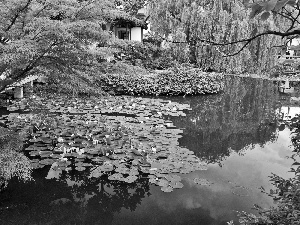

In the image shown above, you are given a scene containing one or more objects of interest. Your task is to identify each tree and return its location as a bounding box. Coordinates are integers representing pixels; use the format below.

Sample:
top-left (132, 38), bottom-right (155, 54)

top-left (148, 0), bottom-right (297, 73)
top-left (224, 0), bottom-right (300, 54)
top-left (0, 0), bottom-right (144, 94)
top-left (115, 0), bottom-right (147, 15)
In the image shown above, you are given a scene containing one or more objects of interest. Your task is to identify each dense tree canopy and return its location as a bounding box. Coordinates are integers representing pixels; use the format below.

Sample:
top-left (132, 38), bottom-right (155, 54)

top-left (0, 0), bottom-right (145, 93)
top-left (148, 0), bottom-right (298, 73)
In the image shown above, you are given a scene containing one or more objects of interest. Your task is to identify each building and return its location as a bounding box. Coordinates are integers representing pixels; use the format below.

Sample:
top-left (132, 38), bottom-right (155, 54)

top-left (106, 7), bottom-right (149, 42)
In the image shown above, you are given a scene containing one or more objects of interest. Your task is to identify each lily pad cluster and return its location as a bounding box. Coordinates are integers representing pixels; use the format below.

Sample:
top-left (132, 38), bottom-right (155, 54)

top-left (100, 68), bottom-right (224, 96)
top-left (1, 95), bottom-right (208, 192)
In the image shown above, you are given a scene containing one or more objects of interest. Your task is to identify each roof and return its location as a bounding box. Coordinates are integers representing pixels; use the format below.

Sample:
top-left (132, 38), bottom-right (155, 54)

top-left (113, 15), bottom-right (148, 29)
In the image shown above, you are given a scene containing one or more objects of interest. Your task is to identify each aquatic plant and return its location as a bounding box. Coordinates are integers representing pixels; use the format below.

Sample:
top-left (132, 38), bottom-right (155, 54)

top-left (99, 68), bottom-right (224, 96)
top-left (1, 95), bottom-right (208, 192)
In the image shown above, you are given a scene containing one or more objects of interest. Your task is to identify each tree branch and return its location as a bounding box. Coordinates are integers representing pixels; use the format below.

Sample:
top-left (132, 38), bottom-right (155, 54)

top-left (73, 0), bottom-right (96, 19)
top-left (155, 28), bottom-right (300, 57)
top-left (167, 10), bottom-right (182, 23)
top-left (201, 29), bottom-right (300, 47)
top-left (5, 0), bottom-right (33, 32)
top-left (10, 40), bottom-right (59, 82)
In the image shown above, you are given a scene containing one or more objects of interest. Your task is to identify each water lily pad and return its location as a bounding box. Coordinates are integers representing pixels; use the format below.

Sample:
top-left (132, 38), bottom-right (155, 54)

top-left (81, 162), bottom-right (92, 167)
top-left (40, 158), bottom-right (56, 165)
top-left (91, 157), bottom-right (105, 163)
top-left (128, 169), bottom-right (139, 176)
top-left (164, 174), bottom-right (181, 182)
top-left (108, 173), bottom-right (124, 181)
top-left (194, 178), bottom-right (210, 186)
top-left (100, 163), bottom-right (114, 172)
top-left (29, 151), bottom-right (40, 157)
top-left (157, 178), bottom-right (169, 187)
top-left (139, 159), bottom-right (151, 167)
top-left (89, 166), bottom-right (103, 178)
top-left (57, 160), bottom-right (71, 167)
top-left (179, 168), bottom-right (194, 174)
top-left (132, 149), bottom-right (143, 156)
top-left (149, 178), bottom-right (158, 184)
top-left (169, 181), bottom-right (184, 189)
top-left (115, 166), bottom-right (130, 174)
top-left (161, 186), bottom-right (173, 192)
top-left (124, 175), bottom-right (138, 183)
top-left (39, 151), bottom-right (53, 158)
top-left (31, 162), bottom-right (43, 169)
top-left (192, 163), bottom-right (208, 171)
top-left (75, 166), bottom-right (86, 171)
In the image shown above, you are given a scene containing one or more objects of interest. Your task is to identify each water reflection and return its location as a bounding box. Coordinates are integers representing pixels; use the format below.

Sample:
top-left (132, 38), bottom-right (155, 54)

top-left (0, 76), bottom-right (299, 225)
top-left (170, 76), bottom-right (280, 163)
top-left (0, 168), bottom-right (150, 225)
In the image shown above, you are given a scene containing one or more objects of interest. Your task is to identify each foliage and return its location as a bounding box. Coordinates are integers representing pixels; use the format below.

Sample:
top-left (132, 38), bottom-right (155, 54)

top-left (34, 68), bottom-right (107, 97)
top-left (0, 127), bottom-right (32, 190)
top-left (96, 61), bottom-right (150, 76)
top-left (112, 40), bottom-right (177, 70)
top-left (143, 32), bottom-right (164, 46)
top-left (0, 95), bottom-right (208, 193)
top-left (115, 0), bottom-right (147, 15)
top-left (99, 67), bottom-right (224, 95)
top-left (0, 0), bottom-right (145, 93)
top-left (245, 0), bottom-right (298, 20)
top-left (148, 0), bottom-right (291, 73)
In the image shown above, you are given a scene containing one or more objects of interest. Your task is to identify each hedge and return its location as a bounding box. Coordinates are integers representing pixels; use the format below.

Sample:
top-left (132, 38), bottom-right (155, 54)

top-left (99, 68), bottom-right (224, 96)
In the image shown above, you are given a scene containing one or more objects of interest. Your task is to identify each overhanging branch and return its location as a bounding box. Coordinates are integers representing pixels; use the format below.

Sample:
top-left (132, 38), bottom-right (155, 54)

top-left (155, 29), bottom-right (300, 57)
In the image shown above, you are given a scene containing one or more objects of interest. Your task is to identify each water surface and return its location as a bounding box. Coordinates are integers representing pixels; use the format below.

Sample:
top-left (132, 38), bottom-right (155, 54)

top-left (0, 76), bottom-right (298, 225)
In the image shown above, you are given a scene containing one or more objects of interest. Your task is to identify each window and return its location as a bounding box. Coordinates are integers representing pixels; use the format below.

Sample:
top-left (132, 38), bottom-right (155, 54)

top-left (118, 31), bottom-right (130, 40)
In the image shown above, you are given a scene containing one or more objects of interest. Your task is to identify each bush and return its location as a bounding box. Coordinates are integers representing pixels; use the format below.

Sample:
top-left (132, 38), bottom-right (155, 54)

top-left (112, 40), bottom-right (176, 70)
top-left (0, 127), bottom-right (32, 190)
top-left (98, 67), bottom-right (224, 96)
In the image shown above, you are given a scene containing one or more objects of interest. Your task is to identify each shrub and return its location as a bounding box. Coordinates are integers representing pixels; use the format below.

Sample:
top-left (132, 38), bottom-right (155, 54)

top-left (112, 40), bottom-right (176, 70)
top-left (0, 127), bottom-right (32, 190)
top-left (98, 67), bottom-right (224, 96)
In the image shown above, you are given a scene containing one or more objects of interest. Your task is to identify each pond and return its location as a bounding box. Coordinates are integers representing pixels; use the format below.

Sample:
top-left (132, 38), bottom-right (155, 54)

top-left (0, 75), bottom-right (298, 225)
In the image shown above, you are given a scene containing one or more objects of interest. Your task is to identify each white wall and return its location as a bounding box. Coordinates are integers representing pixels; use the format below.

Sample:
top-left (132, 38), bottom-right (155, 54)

top-left (130, 27), bottom-right (142, 42)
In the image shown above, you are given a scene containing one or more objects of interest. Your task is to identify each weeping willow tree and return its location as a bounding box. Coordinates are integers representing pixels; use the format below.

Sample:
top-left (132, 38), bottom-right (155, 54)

top-left (148, 0), bottom-right (291, 73)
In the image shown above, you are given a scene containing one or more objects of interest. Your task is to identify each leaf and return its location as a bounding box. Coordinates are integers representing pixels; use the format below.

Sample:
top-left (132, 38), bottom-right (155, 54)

top-left (261, 11), bottom-right (271, 20)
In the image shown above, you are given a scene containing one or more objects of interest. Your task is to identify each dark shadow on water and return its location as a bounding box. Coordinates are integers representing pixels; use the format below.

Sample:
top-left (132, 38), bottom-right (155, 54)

top-left (0, 167), bottom-right (151, 225)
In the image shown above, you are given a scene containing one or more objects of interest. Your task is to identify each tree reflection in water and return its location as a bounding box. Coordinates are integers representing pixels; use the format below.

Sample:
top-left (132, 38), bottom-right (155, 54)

top-left (169, 76), bottom-right (280, 163)
top-left (0, 167), bottom-right (150, 225)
